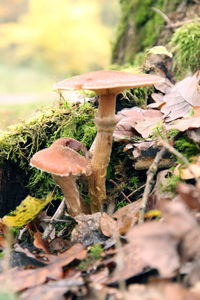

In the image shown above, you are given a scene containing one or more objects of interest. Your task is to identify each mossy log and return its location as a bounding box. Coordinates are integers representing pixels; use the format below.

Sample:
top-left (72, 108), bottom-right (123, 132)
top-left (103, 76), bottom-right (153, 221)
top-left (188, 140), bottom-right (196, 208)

top-left (0, 100), bottom-right (96, 217)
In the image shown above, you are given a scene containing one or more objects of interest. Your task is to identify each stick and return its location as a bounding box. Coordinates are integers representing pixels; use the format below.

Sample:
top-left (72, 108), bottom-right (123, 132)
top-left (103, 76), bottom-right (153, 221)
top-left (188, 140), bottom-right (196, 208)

top-left (127, 183), bottom-right (146, 199)
top-left (166, 18), bottom-right (200, 29)
top-left (139, 146), bottom-right (167, 223)
top-left (43, 198), bottom-right (66, 239)
top-left (110, 179), bottom-right (131, 203)
top-left (151, 7), bottom-right (172, 27)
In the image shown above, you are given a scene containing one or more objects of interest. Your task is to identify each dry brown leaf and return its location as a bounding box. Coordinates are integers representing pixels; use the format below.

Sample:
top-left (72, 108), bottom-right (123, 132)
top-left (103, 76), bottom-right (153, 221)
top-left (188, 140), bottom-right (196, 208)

top-left (135, 116), bottom-right (163, 138)
top-left (20, 277), bottom-right (84, 300)
top-left (49, 237), bottom-right (71, 252)
top-left (113, 117), bottom-right (140, 141)
top-left (124, 282), bottom-right (200, 300)
top-left (112, 199), bottom-right (142, 219)
top-left (180, 226), bottom-right (200, 261)
top-left (33, 232), bottom-right (50, 254)
top-left (166, 108), bottom-right (200, 131)
top-left (174, 156), bottom-right (200, 179)
top-left (160, 199), bottom-right (197, 240)
top-left (161, 72), bottom-right (200, 122)
top-left (176, 182), bottom-right (200, 210)
top-left (177, 71), bottom-right (200, 106)
top-left (0, 243), bottom-right (86, 292)
top-left (71, 213), bottom-right (103, 246)
top-left (100, 212), bottom-right (134, 237)
top-left (187, 128), bottom-right (200, 144)
top-left (100, 213), bottom-right (117, 237)
top-left (107, 221), bottom-right (180, 283)
top-left (184, 260), bottom-right (200, 287)
top-left (114, 107), bottom-right (163, 140)
top-left (154, 78), bottom-right (174, 94)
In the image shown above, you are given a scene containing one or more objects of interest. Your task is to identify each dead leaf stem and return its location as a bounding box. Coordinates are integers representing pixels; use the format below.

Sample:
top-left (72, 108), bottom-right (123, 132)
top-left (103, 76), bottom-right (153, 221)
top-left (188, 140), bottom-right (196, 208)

top-left (139, 146), bottom-right (167, 223)
top-left (43, 198), bottom-right (66, 239)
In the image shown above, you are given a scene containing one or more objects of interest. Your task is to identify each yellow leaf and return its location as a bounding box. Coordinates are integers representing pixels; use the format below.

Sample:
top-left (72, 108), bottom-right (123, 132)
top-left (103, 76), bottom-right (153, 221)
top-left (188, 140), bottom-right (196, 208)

top-left (144, 209), bottom-right (161, 219)
top-left (3, 193), bottom-right (53, 227)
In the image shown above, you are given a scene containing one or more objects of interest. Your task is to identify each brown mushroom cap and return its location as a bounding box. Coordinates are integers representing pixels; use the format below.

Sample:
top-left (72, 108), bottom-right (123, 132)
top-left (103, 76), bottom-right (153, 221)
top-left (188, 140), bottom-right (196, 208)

top-left (30, 138), bottom-right (91, 176)
top-left (54, 70), bottom-right (165, 95)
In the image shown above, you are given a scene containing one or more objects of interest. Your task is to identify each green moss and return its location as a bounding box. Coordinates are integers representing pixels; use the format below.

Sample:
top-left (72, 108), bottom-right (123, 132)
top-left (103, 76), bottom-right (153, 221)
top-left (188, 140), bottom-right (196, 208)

top-left (160, 173), bottom-right (180, 193)
top-left (174, 133), bottom-right (200, 160)
top-left (78, 243), bottom-right (103, 271)
top-left (112, 0), bottom-right (182, 64)
top-left (0, 101), bottom-right (96, 199)
top-left (169, 21), bottom-right (200, 79)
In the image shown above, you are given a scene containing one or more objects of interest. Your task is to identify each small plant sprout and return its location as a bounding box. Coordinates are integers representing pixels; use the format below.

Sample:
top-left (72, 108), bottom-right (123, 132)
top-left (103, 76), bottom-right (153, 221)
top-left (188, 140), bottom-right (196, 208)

top-left (54, 70), bottom-right (164, 212)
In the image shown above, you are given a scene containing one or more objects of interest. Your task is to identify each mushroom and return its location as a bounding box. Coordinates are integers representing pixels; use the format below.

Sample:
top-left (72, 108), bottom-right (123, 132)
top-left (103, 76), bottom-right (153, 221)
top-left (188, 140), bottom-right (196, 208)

top-left (30, 137), bottom-right (91, 217)
top-left (54, 70), bottom-right (164, 212)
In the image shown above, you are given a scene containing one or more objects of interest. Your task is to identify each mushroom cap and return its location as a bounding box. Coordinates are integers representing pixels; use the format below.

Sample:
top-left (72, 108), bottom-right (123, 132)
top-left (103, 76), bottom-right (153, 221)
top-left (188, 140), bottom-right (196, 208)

top-left (30, 138), bottom-right (91, 176)
top-left (54, 70), bottom-right (165, 95)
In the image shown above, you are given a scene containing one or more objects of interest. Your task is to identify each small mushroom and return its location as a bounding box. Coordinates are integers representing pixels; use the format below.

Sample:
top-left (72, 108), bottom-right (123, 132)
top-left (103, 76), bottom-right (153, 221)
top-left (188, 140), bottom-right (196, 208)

top-left (30, 137), bottom-right (91, 217)
top-left (54, 70), bottom-right (164, 212)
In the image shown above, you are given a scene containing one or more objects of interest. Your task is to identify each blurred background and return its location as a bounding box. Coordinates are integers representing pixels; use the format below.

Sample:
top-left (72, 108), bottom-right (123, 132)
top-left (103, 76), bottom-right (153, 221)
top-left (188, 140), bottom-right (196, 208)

top-left (0, 0), bottom-right (119, 129)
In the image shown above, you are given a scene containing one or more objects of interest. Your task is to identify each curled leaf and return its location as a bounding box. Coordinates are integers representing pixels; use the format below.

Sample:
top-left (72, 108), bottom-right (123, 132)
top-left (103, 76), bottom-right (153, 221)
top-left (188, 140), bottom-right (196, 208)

top-left (147, 46), bottom-right (173, 58)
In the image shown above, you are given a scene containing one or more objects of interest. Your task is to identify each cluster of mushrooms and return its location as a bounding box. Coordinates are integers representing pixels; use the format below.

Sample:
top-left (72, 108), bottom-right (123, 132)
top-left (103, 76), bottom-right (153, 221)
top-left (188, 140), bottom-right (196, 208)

top-left (30, 70), bottom-right (164, 216)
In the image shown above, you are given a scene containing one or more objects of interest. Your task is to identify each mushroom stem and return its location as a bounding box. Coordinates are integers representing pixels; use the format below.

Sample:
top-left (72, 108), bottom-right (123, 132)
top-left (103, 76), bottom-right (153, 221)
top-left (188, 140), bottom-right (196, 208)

top-left (52, 174), bottom-right (90, 217)
top-left (89, 93), bottom-right (118, 212)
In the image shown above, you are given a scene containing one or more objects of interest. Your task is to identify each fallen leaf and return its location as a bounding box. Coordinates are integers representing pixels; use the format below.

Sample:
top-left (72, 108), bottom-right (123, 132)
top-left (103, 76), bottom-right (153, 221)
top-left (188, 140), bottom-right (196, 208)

top-left (71, 213), bottom-right (106, 246)
top-left (0, 243), bottom-right (86, 292)
top-left (187, 128), bottom-right (200, 144)
top-left (147, 45), bottom-right (172, 58)
top-left (184, 259), bottom-right (200, 286)
top-left (124, 282), bottom-right (200, 300)
top-left (49, 237), bottom-right (71, 252)
top-left (113, 107), bottom-right (163, 140)
top-left (100, 212), bottom-right (133, 237)
top-left (166, 108), bottom-right (200, 132)
top-left (3, 193), bottom-right (53, 227)
top-left (107, 221), bottom-right (180, 283)
top-left (20, 277), bottom-right (84, 300)
top-left (160, 199), bottom-right (197, 240)
top-left (176, 182), bottom-right (200, 210)
top-left (154, 78), bottom-right (174, 94)
top-left (100, 213), bottom-right (117, 237)
top-left (174, 156), bottom-right (200, 179)
top-left (161, 72), bottom-right (200, 122)
top-left (112, 199), bottom-right (142, 219)
top-left (134, 116), bottom-right (163, 138)
top-left (33, 232), bottom-right (50, 254)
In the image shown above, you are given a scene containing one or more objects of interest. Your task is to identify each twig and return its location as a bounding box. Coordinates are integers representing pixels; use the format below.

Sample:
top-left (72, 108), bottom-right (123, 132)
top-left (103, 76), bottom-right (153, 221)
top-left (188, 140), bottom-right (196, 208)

top-left (127, 183), bottom-right (146, 199)
top-left (139, 146), bottom-right (167, 223)
top-left (166, 18), bottom-right (200, 29)
top-left (110, 179), bottom-right (131, 203)
top-left (159, 137), bottom-right (199, 183)
top-left (151, 7), bottom-right (172, 27)
top-left (43, 198), bottom-right (66, 239)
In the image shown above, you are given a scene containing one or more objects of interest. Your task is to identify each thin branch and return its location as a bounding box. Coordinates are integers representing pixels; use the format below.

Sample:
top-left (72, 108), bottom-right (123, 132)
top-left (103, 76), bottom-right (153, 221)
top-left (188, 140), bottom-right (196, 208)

top-left (166, 18), bottom-right (200, 29)
top-left (110, 179), bottom-right (131, 203)
top-left (139, 146), bottom-right (167, 223)
top-left (127, 183), bottom-right (146, 199)
top-left (151, 7), bottom-right (172, 26)
top-left (43, 198), bottom-right (66, 239)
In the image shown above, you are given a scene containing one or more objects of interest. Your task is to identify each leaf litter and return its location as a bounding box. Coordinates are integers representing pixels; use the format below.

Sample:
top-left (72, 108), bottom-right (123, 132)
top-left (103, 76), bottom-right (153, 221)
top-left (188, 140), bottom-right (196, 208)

top-left (1, 71), bottom-right (200, 299)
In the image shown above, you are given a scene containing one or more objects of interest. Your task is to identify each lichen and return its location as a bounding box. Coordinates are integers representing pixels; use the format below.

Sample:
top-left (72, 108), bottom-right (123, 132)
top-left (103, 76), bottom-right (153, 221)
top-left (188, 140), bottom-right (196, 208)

top-left (169, 20), bottom-right (200, 79)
